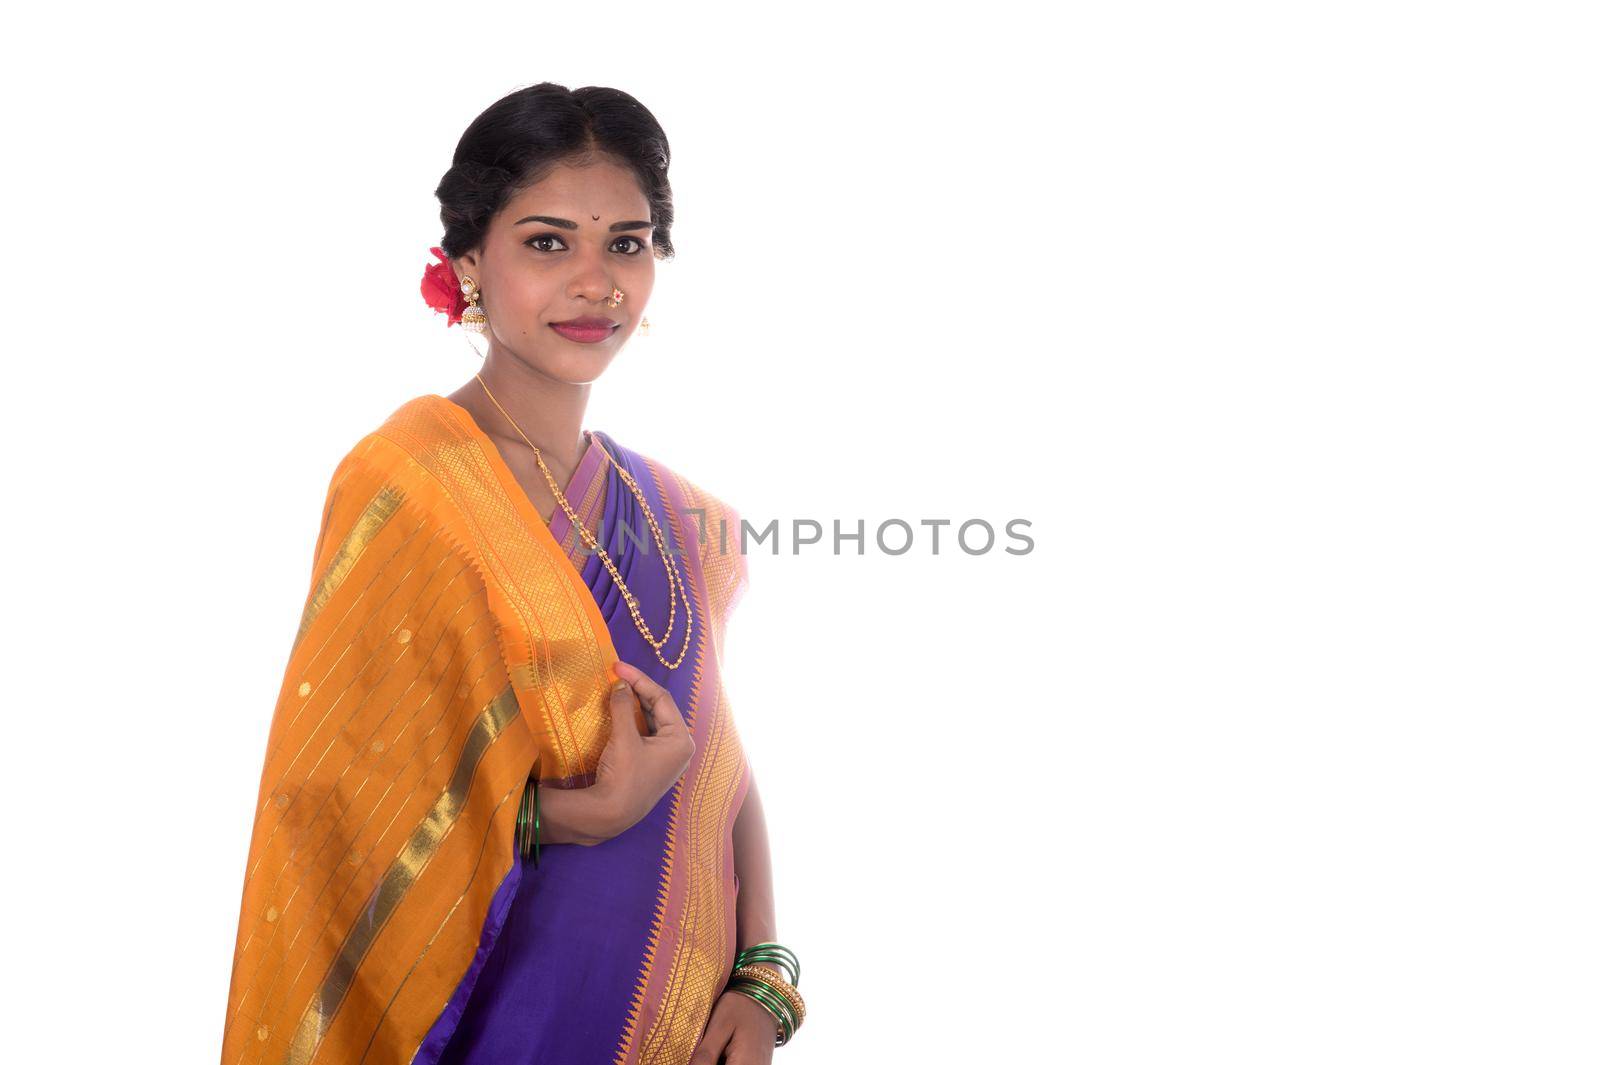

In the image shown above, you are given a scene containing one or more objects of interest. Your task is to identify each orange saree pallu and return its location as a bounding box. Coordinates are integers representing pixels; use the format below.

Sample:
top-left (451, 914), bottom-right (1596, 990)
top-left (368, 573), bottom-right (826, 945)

top-left (221, 394), bottom-right (752, 1065)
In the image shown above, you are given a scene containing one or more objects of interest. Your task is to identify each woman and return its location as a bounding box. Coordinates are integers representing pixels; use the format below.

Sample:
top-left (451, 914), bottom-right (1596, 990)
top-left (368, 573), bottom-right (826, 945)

top-left (219, 83), bottom-right (805, 1065)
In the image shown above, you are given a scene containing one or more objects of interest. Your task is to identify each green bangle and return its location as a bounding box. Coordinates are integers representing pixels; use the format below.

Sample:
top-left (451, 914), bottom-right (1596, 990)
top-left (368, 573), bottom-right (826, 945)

top-left (734, 942), bottom-right (800, 987)
top-left (727, 978), bottom-right (795, 1044)
top-left (735, 943), bottom-right (800, 983)
top-left (515, 774), bottom-right (532, 859)
top-left (514, 773), bottom-right (542, 866)
top-left (733, 970), bottom-right (799, 1033)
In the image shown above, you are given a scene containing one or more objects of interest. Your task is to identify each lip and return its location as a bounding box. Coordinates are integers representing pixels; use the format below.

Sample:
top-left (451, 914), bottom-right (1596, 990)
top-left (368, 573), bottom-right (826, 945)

top-left (549, 317), bottom-right (620, 344)
top-left (552, 316), bottom-right (618, 328)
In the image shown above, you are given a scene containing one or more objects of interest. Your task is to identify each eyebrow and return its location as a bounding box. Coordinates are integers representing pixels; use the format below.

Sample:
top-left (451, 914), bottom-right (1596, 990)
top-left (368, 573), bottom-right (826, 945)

top-left (513, 215), bottom-right (655, 233)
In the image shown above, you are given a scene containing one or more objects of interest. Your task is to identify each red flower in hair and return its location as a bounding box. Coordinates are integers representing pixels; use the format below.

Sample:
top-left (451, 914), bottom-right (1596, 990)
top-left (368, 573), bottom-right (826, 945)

top-left (421, 246), bottom-right (468, 326)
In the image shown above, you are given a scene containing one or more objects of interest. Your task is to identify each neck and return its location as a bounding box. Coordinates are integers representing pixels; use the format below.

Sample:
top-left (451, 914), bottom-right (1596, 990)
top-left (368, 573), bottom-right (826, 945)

top-left (468, 349), bottom-right (592, 474)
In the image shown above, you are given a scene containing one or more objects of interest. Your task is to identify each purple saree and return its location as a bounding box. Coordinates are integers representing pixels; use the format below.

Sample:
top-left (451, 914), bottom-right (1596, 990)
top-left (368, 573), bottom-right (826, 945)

top-left (414, 398), bottom-right (753, 1065)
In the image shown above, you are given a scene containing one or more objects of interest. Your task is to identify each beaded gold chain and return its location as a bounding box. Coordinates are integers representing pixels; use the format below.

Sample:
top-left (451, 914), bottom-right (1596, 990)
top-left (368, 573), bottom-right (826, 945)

top-left (473, 373), bottom-right (693, 669)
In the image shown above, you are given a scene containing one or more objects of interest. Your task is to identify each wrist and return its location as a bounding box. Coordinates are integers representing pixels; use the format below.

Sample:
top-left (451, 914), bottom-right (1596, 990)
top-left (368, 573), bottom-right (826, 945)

top-left (727, 962), bottom-right (805, 1046)
top-left (588, 780), bottom-right (641, 839)
top-left (539, 783), bottom-right (623, 846)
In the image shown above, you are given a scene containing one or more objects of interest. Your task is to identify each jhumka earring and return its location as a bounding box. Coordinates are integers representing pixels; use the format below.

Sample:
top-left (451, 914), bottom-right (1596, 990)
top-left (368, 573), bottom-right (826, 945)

top-left (460, 276), bottom-right (487, 333)
top-left (458, 276), bottom-right (489, 358)
top-left (641, 316), bottom-right (651, 336)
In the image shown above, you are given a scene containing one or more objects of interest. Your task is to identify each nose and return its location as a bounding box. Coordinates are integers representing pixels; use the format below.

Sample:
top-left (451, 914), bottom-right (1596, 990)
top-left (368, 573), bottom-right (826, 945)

top-left (565, 246), bottom-right (617, 304)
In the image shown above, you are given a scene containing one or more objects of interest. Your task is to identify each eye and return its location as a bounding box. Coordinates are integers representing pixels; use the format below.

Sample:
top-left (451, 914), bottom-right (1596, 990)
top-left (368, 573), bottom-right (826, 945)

top-left (525, 233), bottom-right (567, 252)
top-left (524, 233), bottom-right (647, 255)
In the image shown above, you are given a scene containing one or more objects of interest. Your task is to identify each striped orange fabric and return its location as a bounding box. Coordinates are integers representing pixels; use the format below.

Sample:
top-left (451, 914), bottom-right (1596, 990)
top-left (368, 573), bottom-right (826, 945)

top-left (221, 397), bottom-right (634, 1065)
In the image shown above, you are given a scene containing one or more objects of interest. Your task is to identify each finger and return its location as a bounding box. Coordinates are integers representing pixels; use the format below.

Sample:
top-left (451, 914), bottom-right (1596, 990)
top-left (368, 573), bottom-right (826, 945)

top-left (722, 1029), bottom-right (767, 1065)
top-left (640, 693), bottom-right (689, 742)
top-left (613, 661), bottom-right (690, 737)
top-left (607, 680), bottom-right (645, 743)
top-left (613, 660), bottom-right (671, 711)
top-left (687, 1021), bottom-right (731, 1065)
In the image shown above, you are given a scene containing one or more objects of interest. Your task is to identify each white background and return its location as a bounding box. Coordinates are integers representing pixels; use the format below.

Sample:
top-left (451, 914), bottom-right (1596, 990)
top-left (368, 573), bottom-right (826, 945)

top-left (3, 2), bottom-right (1596, 1061)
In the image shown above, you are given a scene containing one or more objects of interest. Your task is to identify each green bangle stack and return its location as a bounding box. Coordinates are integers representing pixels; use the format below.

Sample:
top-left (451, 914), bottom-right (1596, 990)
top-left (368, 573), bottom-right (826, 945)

top-left (514, 772), bottom-right (541, 867)
top-left (727, 942), bottom-right (804, 1046)
top-left (735, 943), bottom-right (800, 984)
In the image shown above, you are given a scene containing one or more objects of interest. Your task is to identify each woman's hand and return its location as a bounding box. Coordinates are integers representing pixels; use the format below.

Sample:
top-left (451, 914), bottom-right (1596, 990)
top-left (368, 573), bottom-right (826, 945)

top-left (689, 986), bottom-right (778, 1065)
top-left (590, 660), bottom-right (696, 838)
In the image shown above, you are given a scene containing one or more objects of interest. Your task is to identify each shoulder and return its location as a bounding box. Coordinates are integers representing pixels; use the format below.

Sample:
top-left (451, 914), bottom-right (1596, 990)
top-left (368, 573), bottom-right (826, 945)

top-left (319, 392), bottom-right (500, 508)
top-left (307, 395), bottom-right (474, 561)
top-left (317, 394), bottom-right (454, 482)
top-left (368, 393), bottom-right (474, 467)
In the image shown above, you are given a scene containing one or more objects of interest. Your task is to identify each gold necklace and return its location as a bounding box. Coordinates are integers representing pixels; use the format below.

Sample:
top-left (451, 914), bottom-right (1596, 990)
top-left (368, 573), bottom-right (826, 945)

top-left (472, 373), bottom-right (693, 669)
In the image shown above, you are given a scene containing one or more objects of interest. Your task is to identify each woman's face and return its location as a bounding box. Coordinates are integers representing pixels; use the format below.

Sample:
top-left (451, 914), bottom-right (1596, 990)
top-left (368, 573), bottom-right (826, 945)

top-left (454, 157), bottom-right (656, 385)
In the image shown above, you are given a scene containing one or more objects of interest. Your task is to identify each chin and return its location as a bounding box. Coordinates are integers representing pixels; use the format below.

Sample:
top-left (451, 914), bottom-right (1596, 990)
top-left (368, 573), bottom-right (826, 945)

top-left (538, 355), bottom-right (619, 386)
top-left (499, 338), bottom-right (621, 384)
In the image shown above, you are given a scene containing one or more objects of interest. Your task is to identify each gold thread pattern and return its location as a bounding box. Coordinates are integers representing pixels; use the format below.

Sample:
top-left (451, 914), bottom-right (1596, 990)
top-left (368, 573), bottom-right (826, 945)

top-left (222, 397), bottom-right (754, 1065)
top-left (611, 464), bottom-right (754, 1065)
top-left (285, 685), bottom-right (522, 1063)
top-left (222, 396), bottom-right (617, 1065)
top-left (293, 484), bottom-right (405, 654)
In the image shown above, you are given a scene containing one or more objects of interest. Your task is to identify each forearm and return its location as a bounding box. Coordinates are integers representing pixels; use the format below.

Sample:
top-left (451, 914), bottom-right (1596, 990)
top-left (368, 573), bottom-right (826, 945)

top-left (732, 771), bottom-right (778, 949)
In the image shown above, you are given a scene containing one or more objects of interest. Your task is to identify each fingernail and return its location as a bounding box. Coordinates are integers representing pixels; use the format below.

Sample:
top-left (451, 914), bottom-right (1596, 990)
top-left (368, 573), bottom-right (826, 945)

top-left (613, 680), bottom-right (629, 693)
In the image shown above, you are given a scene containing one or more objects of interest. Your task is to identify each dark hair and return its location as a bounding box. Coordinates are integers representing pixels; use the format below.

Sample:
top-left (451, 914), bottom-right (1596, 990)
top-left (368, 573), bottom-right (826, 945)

top-left (433, 82), bottom-right (674, 261)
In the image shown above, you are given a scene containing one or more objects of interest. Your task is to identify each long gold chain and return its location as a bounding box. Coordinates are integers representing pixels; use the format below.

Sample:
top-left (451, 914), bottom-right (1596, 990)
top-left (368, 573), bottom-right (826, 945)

top-left (473, 373), bottom-right (693, 669)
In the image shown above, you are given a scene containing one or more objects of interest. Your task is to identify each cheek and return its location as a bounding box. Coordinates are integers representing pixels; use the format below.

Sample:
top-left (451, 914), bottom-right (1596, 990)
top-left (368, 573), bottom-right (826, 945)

top-left (489, 275), bottom-right (554, 320)
top-left (624, 269), bottom-right (656, 304)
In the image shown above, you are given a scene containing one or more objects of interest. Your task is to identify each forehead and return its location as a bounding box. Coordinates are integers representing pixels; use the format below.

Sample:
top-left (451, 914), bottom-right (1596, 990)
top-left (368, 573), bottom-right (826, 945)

top-left (499, 159), bottom-right (649, 220)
